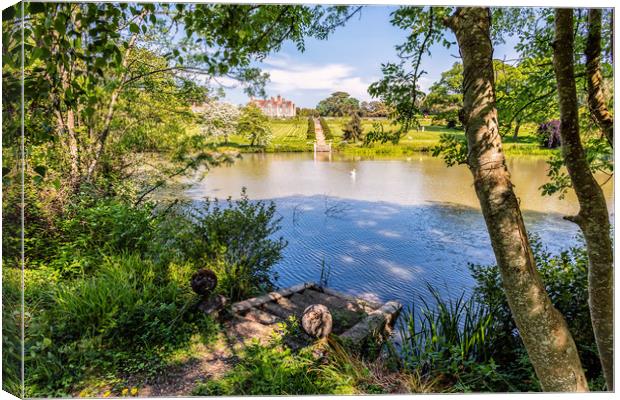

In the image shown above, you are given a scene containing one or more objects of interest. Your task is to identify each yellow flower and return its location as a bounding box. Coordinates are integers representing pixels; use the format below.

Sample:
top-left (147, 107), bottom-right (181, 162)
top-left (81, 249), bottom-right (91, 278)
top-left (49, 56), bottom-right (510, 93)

top-left (130, 387), bottom-right (139, 396)
top-left (121, 388), bottom-right (129, 396)
top-left (103, 390), bottom-right (111, 398)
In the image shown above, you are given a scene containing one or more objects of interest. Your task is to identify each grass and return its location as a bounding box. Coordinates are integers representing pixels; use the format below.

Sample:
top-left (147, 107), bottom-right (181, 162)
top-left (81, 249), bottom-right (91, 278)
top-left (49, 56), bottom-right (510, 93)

top-left (209, 117), bottom-right (556, 158)
top-left (192, 335), bottom-right (438, 395)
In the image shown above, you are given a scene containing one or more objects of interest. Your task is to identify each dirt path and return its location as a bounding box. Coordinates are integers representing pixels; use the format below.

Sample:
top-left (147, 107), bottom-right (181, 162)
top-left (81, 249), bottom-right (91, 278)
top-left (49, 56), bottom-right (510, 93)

top-left (314, 118), bottom-right (326, 145)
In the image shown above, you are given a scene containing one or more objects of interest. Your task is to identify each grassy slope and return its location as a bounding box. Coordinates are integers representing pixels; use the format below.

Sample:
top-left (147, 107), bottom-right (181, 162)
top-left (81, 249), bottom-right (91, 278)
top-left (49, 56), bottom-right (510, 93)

top-left (212, 117), bottom-right (554, 157)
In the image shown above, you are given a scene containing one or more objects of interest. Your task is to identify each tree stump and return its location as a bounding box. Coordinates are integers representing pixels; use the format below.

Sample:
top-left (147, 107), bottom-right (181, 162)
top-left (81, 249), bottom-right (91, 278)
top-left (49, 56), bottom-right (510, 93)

top-left (191, 269), bottom-right (217, 297)
top-left (301, 304), bottom-right (333, 338)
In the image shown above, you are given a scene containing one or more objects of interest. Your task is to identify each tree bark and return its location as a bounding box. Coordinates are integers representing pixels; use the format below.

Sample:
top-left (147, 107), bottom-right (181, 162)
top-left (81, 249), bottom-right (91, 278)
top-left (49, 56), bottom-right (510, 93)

top-left (553, 8), bottom-right (614, 391)
top-left (445, 7), bottom-right (588, 392)
top-left (512, 119), bottom-right (521, 140)
top-left (585, 8), bottom-right (613, 148)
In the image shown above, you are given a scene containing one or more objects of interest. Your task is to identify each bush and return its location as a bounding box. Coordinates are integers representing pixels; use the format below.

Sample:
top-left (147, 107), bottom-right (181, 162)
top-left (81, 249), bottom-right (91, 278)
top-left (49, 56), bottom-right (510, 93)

top-left (400, 235), bottom-right (600, 392)
top-left (45, 199), bottom-right (156, 277)
top-left (536, 120), bottom-right (561, 148)
top-left (2, 267), bottom-right (22, 396)
top-left (25, 254), bottom-right (217, 397)
top-left (469, 234), bottom-right (601, 385)
top-left (193, 334), bottom-right (403, 395)
top-left (320, 117), bottom-right (332, 140)
top-left (307, 117), bottom-right (315, 139)
top-left (170, 189), bottom-right (287, 301)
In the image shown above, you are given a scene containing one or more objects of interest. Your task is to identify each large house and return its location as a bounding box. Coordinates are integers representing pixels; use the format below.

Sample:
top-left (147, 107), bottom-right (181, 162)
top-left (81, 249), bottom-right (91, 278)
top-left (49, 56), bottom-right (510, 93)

top-left (249, 95), bottom-right (296, 118)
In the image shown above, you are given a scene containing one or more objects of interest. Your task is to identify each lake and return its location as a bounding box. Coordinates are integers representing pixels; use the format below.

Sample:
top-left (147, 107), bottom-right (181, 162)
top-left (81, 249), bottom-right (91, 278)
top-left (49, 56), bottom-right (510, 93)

top-left (175, 152), bottom-right (614, 309)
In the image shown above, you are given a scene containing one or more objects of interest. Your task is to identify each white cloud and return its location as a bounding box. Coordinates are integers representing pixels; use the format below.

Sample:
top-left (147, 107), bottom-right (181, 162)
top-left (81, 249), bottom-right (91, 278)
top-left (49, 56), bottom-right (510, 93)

top-left (261, 56), bottom-right (374, 100)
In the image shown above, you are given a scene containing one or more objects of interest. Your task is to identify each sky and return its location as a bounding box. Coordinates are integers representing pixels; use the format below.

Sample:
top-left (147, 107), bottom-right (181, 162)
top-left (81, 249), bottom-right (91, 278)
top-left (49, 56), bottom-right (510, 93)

top-left (221, 6), bottom-right (520, 108)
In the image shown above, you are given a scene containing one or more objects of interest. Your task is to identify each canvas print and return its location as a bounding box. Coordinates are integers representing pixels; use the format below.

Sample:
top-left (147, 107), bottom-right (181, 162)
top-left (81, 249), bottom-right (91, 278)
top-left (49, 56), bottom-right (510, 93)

top-left (1, 1), bottom-right (615, 397)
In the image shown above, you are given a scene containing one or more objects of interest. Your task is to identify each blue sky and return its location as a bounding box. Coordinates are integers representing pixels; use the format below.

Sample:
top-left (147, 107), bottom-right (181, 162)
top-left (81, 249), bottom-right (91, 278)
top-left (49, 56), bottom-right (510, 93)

top-left (221, 6), bottom-right (519, 108)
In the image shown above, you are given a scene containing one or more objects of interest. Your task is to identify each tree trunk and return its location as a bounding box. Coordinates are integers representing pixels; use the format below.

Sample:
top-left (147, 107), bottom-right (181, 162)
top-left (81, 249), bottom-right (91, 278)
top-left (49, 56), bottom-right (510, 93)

top-left (512, 119), bottom-right (521, 140)
top-left (445, 7), bottom-right (588, 392)
top-left (553, 8), bottom-right (614, 391)
top-left (585, 8), bottom-right (613, 148)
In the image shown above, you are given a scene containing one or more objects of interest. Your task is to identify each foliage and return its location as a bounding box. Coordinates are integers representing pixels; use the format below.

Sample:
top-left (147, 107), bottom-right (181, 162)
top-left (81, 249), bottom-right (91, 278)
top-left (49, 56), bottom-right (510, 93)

top-left (398, 235), bottom-right (603, 392)
top-left (469, 234), bottom-right (603, 387)
top-left (319, 117), bottom-right (333, 139)
top-left (431, 133), bottom-right (468, 166)
top-left (173, 190), bottom-right (287, 301)
top-left (540, 136), bottom-right (613, 199)
top-left (368, 7), bottom-right (454, 132)
top-left (317, 92), bottom-right (361, 117)
top-left (422, 62), bottom-right (463, 126)
top-left (196, 100), bottom-right (240, 143)
top-left (297, 108), bottom-right (319, 117)
top-left (193, 334), bottom-right (430, 395)
top-left (237, 104), bottom-right (272, 146)
top-left (342, 112), bottom-right (364, 142)
top-left (536, 120), bottom-right (562, 148)
top-left (2, 267), bottom-right (22, 396)
top-left (360, 101), bottom-right (392, 118)
top-left (399, 286), bottom-right (516, 392)
top-left (18, 189), bottom-right (289, 395)
top-left (21, 198), bottom-right (223, 396)
top-left (193, 337), bottom-right (352, 395)
top-left (2, 2), bottom-right (358, 194)
top-left (307, 117), bottom-right (316, 139)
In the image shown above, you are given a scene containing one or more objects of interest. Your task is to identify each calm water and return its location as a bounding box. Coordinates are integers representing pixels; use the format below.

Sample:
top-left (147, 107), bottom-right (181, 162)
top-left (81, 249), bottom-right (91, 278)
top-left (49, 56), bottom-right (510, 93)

top-left (173, 153), bottom-right (614, 308)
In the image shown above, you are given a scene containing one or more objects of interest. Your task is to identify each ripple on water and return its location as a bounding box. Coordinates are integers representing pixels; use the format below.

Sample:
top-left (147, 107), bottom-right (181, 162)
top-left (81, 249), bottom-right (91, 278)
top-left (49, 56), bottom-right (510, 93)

top-left (266, 195), bottom-right (583, 310)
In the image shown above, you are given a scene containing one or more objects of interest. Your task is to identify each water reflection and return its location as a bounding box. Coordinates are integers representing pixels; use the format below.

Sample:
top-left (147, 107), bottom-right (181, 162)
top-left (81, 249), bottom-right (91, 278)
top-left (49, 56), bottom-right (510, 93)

top-left (181, 153), bottom-right (614, 216)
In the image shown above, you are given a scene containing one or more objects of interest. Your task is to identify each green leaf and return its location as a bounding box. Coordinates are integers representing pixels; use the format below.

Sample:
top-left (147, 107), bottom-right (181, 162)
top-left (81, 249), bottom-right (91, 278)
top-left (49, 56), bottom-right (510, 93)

top-left (129, 23), bottom-right (139, 34)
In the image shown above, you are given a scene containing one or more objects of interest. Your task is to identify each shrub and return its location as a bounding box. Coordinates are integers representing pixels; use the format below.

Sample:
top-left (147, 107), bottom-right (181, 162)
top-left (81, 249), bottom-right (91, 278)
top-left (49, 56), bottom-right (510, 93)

top-left (469, 234), bottom-right (601, 385)
top-left (400, 235), bottom-right (600, 392)
top-left (194, 335), bottom-right (408, 395)
top-left (2, 267), bottom-right (22, 396)
top-left (536, 120), bottom-right (561, 148)
top-left (174, 189), bottom-right (287, 301)
top-left (320, 117), bottom-right (332, 140)
top-left (25, 254), bottom-right (217, 397)
top-left (307, 116), bottom-right (315, 139)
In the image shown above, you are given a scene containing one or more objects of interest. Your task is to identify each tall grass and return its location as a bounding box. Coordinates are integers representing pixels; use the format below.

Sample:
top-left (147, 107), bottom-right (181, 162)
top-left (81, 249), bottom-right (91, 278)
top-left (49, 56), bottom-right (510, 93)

top-left (400, 284), bottom-right (493, 369)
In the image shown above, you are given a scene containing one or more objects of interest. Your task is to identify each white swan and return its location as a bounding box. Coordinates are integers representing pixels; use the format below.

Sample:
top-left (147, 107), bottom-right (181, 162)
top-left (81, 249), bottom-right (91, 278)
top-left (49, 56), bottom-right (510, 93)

top-left (350, 168), bottom-right (357, 179)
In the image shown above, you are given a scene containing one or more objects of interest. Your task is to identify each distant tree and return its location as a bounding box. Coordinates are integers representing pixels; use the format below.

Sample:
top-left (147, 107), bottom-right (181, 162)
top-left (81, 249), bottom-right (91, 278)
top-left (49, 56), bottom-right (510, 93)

top-left (297, 108), bottom-right (319, 117)
top-left (316, 92), bottom-right (360, 116)
top-left (196, 101), bottom-right (240, 143)
top-left (422, 62), bottom-right (463, 126)
top-left (237, 104), bottom-right (271, 146)
top-left (360, 101), bottom-right (391, 118)
top-left (342, 112), bottom-right (363, 142)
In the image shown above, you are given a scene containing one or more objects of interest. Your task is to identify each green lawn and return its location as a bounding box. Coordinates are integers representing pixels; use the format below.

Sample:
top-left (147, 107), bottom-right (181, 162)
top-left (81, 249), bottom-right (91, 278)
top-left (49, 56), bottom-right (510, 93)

top-left (210, 117), bottom-right (554, 158)
top-left (213, 117), bottom-right (313, 152)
